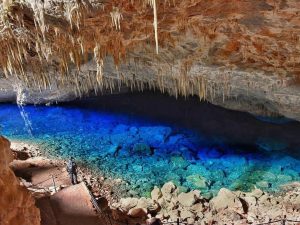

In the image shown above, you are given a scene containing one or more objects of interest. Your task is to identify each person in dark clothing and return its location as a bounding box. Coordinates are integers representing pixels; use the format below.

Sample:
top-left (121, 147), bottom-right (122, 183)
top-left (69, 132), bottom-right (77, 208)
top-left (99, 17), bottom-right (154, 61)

top-left (67, 157), bottom-right (78, 185)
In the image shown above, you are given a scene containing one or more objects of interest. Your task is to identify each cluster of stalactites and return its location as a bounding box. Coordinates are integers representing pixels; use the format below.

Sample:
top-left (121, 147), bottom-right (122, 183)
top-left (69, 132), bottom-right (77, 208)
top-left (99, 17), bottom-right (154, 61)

top-left (0, 0), bottom-right (161, 90)
top-left (0, 0), bottom-right (232, 103)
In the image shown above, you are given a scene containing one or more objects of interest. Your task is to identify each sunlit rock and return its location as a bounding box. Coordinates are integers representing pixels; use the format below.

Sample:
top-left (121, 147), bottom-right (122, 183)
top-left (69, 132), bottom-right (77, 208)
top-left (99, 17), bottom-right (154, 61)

top-left (161, 182), bottom-right (176, 201)
top-left (210, 188), bottom-right (243, 211)
top-left (119, 197), bottom-right (139, 212)
top-left (151, 186), bottom-right (162, 201)
top-left (177, 191), bottom-right (199, 207)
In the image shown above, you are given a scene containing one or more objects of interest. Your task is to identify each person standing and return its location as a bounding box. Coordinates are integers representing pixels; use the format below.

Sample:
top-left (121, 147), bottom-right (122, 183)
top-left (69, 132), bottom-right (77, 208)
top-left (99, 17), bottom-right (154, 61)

top-left (67, 157), bottom-right (78, 185)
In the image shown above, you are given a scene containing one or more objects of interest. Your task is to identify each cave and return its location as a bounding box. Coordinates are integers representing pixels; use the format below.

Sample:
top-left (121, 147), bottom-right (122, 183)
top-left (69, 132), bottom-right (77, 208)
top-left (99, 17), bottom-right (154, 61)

top-left (0, 0), bottom-right (300, 225)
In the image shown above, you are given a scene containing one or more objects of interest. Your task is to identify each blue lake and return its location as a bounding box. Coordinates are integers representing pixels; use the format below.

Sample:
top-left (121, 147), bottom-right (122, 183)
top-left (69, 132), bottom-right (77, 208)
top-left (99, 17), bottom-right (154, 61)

top-left (1, 92), bottom-right (300, 197)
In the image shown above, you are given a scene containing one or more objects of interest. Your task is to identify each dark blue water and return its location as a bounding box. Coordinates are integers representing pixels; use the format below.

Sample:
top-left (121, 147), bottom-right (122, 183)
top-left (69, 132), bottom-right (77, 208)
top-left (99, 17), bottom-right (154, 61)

top-left (1, 92), bottom-right (300, 197)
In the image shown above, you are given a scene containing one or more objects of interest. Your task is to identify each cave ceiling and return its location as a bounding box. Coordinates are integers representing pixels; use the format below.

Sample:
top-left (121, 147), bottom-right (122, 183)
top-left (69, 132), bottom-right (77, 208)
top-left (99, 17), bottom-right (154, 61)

top-left (0, 0), bottom-right (299, 98)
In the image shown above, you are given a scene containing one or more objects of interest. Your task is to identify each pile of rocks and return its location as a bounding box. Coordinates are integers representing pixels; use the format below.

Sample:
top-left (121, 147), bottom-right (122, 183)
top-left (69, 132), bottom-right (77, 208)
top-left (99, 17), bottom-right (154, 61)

top-left (115, 182), bottom-right (300, 225)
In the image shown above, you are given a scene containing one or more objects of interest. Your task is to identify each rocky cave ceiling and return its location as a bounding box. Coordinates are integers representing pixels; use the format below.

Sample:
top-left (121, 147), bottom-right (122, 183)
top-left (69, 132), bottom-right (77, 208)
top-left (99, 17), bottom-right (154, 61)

top-left (0, 0), bottom-right (299, 103)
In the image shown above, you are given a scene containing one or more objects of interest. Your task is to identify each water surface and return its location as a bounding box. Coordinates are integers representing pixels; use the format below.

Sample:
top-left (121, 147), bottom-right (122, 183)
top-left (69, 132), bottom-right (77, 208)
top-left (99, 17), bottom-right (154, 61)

top-left (1, 91), bottom-right (300, 197)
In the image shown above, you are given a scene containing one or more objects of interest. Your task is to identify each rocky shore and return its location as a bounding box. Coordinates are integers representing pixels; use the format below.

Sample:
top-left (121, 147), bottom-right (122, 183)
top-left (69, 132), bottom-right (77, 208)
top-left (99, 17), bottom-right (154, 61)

top-left (10, 140), bottom-right (300, 225)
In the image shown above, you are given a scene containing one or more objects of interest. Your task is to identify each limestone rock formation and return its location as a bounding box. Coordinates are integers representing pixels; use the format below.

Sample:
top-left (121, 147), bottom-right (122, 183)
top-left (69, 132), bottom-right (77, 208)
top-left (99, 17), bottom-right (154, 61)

top-left (0, 0), bottom-right (299, 120)
top-left (0, 136), bottom-right (40, 225)
top-left (144, 182), bottom-right (300, 224)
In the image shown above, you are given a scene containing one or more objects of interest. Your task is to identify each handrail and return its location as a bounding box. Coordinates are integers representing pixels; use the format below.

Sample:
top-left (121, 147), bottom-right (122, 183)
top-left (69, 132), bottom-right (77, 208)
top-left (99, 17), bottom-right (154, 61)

top-left (30, 169), bottom-right (66, 187)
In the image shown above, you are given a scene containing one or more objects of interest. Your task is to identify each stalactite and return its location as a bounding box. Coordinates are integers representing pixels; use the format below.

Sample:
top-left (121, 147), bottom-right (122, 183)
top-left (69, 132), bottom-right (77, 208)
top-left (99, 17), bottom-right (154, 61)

top-left (145, 0), bottom-right (159, 54)
top-left (110, 7), bottom-right (123, 31)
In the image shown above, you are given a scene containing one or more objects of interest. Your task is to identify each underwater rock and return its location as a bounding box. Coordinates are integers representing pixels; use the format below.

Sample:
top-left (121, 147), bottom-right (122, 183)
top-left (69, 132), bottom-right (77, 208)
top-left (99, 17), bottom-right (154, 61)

top-left (132, 143), bottom-right (152, 156)
top-left (186, 164), bottom-right (209, 176)
top-left (139, 126), bottom-right (172, 147)
top-left (112, 124), bottom-right (129, 134)
top-left (206, 148), bottom-right (223, 158)
top-left (170, 156), bottom-right (189, 168)
top-left (129, 126), bottom-right (138, 135)
top-left (186, 174), bottom-right (209, 189)
top-left (256, 181), bottom-right (271, 189)
top-left (167, 135), bottom-right (184, 145)
top-left (261, 171), bottom-right (277, 182)
top-left (105, 144), bottom-right (120, 157)
top-left (221, 155), bottom-right (247, 168)
top-left (277, 174), bottom-right (293, 183)
top-left (256, 138), bottom-right (288, 152)
top-left (176, 186), bottom-right (189, 194)
top-left (210, 169), bottom-right (225, 180)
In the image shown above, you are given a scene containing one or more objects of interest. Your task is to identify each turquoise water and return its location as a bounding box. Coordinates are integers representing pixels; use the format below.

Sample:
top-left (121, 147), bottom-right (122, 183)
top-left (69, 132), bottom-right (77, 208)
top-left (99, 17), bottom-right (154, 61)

top-left (1, 92), bottom-right (300, 197)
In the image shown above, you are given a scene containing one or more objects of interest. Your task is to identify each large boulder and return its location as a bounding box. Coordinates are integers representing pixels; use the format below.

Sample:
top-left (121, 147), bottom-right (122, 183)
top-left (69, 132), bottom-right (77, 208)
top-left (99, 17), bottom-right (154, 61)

top-left (177, 191), bottom-right (200, 207)
top-left (210, 188), bottom-right (243, 211)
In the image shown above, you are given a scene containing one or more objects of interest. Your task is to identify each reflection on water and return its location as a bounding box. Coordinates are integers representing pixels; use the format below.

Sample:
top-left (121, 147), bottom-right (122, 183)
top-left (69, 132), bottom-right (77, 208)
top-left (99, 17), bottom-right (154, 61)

top-left (1, 91), bottom-right (300, 197)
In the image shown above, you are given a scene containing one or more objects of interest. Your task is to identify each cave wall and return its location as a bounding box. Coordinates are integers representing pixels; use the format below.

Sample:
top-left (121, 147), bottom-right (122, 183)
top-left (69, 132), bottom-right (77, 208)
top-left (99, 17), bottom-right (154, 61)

top-left (0, 136), bottom-right (40, 225)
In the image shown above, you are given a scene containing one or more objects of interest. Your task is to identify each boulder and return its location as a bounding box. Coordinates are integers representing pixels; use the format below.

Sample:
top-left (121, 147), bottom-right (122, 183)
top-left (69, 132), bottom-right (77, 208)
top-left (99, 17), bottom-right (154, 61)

top-left (210, 188), bottom-right (243, 211)
top-left (243, 196), bottom-right (257, 207)
top-left (132, 143), bottom-right (151, 156)
top-left (119, 197), bottom-right (139, 212)
top-left (137, 197), bottom-right (149, 208)
top-left (187, 217), bottom-right (195, 225)
top-left (128, 207), bottom-right (147, 218)
top-left (256, 181), bottom-right (271, 189)
top-left (206, 148), bottom-right (223, 158)
top-left (168, 209), bottom-right (179, 221)
top-left (151, 186), bottom-right (162, 201)
top-left (186, 175), bottom-right (209, 189)
top-left (249, 188), bottom-right (264, 198)
top-left (180, 209), bottom-right (194, 220)
top-left (139, 126), bottom-right (172, 147)
top-left (178, 191), bottom-right (198, 207)
top-left (190, 203), bottom-right (204, 213)
top-left (293, 195), bottom-right (300, 210)
top-left (161, 182), bottom-right (176, 201)
top-left (170, 156), bottom-right (189, 168)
